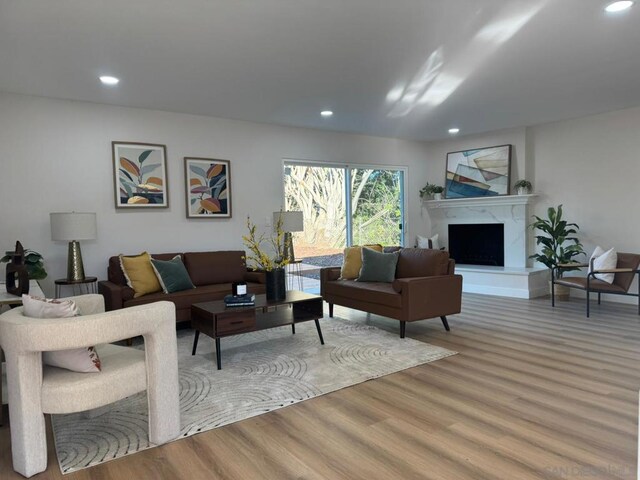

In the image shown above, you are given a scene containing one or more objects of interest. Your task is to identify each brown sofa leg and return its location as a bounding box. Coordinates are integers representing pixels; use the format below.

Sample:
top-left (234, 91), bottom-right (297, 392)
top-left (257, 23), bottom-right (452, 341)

top-left (328, 303), bottom-right (334, 318)
top-left (400, 321), bottom-right (406, 338)
top-left (440, 316), bottom-right (450, 331)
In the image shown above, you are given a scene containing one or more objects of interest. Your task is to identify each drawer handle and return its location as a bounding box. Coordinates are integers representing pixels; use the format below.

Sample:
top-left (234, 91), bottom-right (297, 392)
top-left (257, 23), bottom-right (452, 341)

top-left (230, 320), bottom-right (244, 325)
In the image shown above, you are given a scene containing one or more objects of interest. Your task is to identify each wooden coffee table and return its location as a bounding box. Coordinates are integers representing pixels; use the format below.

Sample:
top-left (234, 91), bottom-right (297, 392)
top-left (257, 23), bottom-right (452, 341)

top-left (191, 291), bottom-right (324, 370)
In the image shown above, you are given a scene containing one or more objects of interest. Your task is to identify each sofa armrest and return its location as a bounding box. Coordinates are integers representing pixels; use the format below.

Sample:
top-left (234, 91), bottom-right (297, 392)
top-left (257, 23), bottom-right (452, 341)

top-left (98, 280), bottom-right (134, 311)
top-left (320, 267), bottom-right (341, 297)
top-left (321, 267), bottom-right (341, 282)
top-left (244, 270), bottom-right (266, 284)
top-left (392, 275), bottom-right (463, 321)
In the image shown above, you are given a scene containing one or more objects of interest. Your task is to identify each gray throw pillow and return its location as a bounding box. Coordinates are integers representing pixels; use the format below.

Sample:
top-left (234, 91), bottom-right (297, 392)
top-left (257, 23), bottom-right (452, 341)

top-left (357, 247), bottom-right (399, 282)
top-left (150, 255), bottom-right (195, 293)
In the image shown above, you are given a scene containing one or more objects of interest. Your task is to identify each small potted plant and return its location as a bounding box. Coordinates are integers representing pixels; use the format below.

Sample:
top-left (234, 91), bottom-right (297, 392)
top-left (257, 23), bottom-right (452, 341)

top-left (420, 183), bottom-right (445, 200)
top-left (1, 247), bottom-right (47, 280)
top-left (243, 211), bottom-right (290, 301)
top-left (514, 179), bottom-right (532, 195)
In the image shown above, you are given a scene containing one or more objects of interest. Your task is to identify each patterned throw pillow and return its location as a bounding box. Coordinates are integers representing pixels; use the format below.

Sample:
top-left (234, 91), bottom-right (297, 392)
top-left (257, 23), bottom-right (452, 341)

top-left (340, 244), bottom-right (383, 280)
top-left (119, 252), bottom-right (162, 298)
top-left (150, 255), bottom-right (195, 293)
top-left (22, 295), bottom-right (101, 373)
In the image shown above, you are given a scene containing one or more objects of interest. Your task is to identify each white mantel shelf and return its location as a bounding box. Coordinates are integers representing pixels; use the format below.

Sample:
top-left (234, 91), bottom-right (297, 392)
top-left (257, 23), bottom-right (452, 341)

top-left (424, 194), bottom-right (538, 209)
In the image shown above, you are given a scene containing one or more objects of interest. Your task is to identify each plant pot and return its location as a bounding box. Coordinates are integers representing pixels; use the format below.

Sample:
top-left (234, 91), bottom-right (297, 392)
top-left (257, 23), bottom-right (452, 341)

top-left (517, 186), bottom-right (530, 196)
top-left (433, 193), bottom-right (442, 200)
top-left (550, 281), bottom-right (570, 300)
top-left (265, 268), bottom-right (286, 301)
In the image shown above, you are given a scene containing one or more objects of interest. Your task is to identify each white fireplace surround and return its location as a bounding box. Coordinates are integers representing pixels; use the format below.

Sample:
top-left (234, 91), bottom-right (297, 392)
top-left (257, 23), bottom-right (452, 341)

top-left (424, 194), bottom-right (548, 298)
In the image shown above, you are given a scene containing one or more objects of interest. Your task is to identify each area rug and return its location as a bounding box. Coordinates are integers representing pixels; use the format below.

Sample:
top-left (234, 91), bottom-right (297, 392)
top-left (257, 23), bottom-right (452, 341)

top-left (50, 316), bottom-right (456, 474)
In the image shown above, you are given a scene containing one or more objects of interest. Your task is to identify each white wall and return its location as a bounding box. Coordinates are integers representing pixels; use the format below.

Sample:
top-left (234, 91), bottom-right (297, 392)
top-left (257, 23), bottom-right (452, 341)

top-left (424, 106), bottom-right (640, 304)
top-left (0, 92), bottom-right (430, 295)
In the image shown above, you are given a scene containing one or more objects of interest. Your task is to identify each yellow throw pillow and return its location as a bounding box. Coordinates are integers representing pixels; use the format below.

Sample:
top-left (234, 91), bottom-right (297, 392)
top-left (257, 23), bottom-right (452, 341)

top-left (119, 252), bottom-right (162, 298)
top-left (340, 244), bottom-right (383, 280)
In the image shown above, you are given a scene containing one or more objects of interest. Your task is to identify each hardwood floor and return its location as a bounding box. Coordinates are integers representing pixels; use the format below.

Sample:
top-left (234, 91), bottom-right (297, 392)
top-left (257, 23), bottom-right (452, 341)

top-left (1, 294), bottom-right (639, 479)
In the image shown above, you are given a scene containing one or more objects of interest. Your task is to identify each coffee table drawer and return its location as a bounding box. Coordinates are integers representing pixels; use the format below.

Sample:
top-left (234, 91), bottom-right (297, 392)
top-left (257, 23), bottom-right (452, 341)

top-left (216, 311), bottom-right (256, 334)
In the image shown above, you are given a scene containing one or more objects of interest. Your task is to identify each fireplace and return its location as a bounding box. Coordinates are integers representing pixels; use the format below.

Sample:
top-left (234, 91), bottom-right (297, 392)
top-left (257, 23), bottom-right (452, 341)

top-left (448, 223), bottom-right (504, 267)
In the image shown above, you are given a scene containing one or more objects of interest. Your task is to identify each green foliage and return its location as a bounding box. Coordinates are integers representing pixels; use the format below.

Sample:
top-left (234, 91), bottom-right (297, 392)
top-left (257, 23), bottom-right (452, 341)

top-left (1, 249), bottom-right (48, 280)
top-left (420, 182), bottom-right (444, 198)
top-left (529, 205), bottom-right (585, 279)
top-left (514, 179), bottom-right (532, 189)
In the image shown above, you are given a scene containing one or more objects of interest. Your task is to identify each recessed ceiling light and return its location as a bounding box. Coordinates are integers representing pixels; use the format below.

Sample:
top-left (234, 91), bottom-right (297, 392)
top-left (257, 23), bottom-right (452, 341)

top-left (448, 127), bottom-right (460, 134)
top-left (99, 75), bottom-right (120, 86)
top-left (605, 1), bottom-right (634, 12)
top-left (320, 110), bottom-right (333, 117)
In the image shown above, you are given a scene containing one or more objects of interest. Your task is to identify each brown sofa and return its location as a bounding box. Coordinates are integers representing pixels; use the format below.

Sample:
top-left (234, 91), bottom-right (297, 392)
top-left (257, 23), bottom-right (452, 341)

top-left (321, 248), bottom-right (462, 337)
top-left (98, 251), bottom-right (265, 324)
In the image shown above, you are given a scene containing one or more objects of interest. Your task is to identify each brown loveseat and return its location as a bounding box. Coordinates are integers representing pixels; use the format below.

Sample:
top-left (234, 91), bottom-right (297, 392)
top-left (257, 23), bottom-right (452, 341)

top-left (98, 251), bottom-right (265, 324)
top-left (321, 248), bottom-right (462, 337)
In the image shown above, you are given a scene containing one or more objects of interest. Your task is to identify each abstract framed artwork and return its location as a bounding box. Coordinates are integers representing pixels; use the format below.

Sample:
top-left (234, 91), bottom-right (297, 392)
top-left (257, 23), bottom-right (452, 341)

top-left (184, 157), bottom-right (232, 218)
top-left (445, 144), bottom-right (512, 199)
top-left (112, 142), bottom-right (168, 208)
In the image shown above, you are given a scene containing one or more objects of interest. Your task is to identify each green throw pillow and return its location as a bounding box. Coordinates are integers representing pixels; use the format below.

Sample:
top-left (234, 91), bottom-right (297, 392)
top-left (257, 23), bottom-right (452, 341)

top-left (150, 255), bottom-right (195, 293)
top-left (357, 247), bottom-right (399, 283)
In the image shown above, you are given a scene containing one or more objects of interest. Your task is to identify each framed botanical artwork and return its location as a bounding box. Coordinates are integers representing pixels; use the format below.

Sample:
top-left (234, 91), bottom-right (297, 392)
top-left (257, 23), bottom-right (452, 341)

top-left (445, 144), bottom-right (512, 199)
top-left (184, 157), bottom-right (232, 218)
top-left (112, 142), bottom-right (168, 208)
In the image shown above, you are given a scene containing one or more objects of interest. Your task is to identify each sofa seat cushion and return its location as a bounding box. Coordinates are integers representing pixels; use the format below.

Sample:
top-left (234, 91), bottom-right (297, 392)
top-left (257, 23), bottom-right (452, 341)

top-left (42, 344), bottom-right (146, 414)
top-left (555, 276), bottom-right (626, 293)
top-left (324, 280), bottom-right (401, 308)
top-left (123, 283), bottom-right (264, 310)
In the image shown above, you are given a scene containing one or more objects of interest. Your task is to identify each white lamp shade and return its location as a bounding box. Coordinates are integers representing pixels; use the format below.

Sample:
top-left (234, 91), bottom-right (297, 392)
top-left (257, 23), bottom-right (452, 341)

top-left (50, 212), bottom-right (97, 241)
top-left (273, 211), bottom-right (304, 232)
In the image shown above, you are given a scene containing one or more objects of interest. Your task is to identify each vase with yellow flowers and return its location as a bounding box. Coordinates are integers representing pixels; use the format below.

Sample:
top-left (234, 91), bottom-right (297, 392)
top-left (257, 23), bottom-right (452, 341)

top-left (243, 211), bottom-right (290, 301)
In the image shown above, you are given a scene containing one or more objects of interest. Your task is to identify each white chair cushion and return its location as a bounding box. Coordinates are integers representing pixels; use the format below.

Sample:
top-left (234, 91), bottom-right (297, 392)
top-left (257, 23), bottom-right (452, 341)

top-left (41, 344), bottom-right (146, 414)
top-left (589, 246), bottom-right (617, 284)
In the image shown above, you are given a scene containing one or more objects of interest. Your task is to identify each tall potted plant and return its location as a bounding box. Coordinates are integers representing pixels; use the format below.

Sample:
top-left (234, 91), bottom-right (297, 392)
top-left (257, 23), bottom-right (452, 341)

top-left (529, 205), bottom-right (585, 299)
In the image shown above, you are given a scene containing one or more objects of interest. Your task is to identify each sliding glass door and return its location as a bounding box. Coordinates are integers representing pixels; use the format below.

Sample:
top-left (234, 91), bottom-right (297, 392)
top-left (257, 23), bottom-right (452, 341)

top-left (284, 161), bottom-right (405, 260)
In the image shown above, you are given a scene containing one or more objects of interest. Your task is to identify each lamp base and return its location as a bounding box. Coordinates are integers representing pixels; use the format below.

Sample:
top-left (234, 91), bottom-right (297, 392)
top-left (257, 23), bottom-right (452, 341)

top-left (283, 232), bottom-right (296, 263)
top-left (67, 240), bottom-right (86, 281)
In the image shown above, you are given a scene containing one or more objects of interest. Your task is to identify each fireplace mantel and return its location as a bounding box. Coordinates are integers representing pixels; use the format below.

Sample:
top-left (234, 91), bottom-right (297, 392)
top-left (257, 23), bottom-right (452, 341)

top-left (424, 193), bottom-right (545, 297)
top-left (423, 194), bottom-right (538, 209)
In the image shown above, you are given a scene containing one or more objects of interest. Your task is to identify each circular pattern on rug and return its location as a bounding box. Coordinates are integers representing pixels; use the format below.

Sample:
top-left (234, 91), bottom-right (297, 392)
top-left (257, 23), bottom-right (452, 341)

top-left (51, 317), bottom-right (456, 474)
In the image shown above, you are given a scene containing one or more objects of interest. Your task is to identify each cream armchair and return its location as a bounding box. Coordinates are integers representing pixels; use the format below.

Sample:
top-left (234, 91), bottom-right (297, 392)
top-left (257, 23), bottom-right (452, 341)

top-left (0, 294), bottom-right (180, 478)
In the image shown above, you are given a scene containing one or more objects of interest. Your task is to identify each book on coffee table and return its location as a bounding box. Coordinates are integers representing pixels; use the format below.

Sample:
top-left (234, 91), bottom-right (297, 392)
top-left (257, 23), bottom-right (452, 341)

top-left (224, 293), bottom-right (255, 307)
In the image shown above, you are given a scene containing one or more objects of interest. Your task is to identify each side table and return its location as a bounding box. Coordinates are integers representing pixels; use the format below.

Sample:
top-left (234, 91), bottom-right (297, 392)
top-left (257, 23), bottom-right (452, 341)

top-left (55, 277), bottom-right (98, 298)
top-left (287, 260), bottom-right (303, 291)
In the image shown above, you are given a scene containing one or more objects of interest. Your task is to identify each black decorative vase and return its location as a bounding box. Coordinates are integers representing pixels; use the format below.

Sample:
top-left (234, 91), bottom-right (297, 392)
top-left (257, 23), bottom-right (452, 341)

top-left (265, 268), bottom-right (286, 301)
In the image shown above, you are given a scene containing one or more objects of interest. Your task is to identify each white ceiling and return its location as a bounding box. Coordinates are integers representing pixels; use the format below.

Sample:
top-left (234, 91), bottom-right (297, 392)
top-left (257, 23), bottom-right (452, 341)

top-left (1, 0), bottom-right (639, 141)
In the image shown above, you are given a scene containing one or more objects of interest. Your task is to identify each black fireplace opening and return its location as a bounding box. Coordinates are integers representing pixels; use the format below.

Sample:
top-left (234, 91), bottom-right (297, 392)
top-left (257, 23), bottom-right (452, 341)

top-left (448, 223), bottom-right (504, 267)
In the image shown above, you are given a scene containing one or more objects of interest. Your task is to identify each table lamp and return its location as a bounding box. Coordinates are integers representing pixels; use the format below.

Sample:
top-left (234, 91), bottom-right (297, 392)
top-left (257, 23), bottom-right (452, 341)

top-left (273, 211), bottom-right (304, 262)
top-left (50, 212), bottom-right (97, 281)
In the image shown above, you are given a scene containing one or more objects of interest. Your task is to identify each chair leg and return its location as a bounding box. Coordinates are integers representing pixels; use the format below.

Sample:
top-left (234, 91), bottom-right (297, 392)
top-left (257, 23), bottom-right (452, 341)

top-left (551, 277), bottom-right (555, 307)
top-left (586, 290), bottom-right (590, 318)
top-left (5, 352), bottom-right (48, 477)
top-left (400, 321), bottom-right (406, 338)
top-left (440, 316), bottom-right (450, 332)
top-left (598, 293), bottom-right (601, 305)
